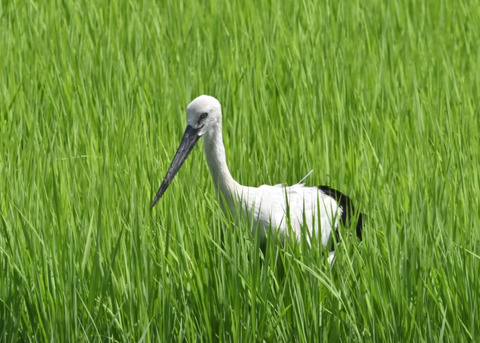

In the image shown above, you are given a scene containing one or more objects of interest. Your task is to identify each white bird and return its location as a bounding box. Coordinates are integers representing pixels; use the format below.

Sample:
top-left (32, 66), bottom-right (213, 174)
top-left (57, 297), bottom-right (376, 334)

top-left (151, 95), bottom-right (363, 262)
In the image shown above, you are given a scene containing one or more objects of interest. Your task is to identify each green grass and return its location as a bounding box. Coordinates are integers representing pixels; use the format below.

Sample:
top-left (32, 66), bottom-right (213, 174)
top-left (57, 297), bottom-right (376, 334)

top-left (1, 0), bottom-right (480, 341)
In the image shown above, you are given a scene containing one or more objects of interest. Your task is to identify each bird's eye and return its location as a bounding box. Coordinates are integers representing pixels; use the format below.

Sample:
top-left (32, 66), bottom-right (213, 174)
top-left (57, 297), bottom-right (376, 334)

top-left (200, 112), bottom-right (208, 119)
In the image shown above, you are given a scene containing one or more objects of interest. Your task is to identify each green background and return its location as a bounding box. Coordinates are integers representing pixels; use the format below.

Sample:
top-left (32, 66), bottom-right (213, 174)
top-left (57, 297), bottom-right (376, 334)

top-left (1, 0), bottom-right (479, 341)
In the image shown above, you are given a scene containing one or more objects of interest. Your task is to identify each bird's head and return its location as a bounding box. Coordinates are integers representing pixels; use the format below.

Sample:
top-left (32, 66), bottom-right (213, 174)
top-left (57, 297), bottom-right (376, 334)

top-left (150, 95), bottom-right (222, 208)
top-left (186, 95), bottom-right (222, 136)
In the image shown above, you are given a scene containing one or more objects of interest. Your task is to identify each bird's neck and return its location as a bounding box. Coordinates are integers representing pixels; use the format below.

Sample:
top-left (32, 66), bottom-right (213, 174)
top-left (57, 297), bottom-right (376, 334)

top-left (203, 123), bottom-right (239, 199)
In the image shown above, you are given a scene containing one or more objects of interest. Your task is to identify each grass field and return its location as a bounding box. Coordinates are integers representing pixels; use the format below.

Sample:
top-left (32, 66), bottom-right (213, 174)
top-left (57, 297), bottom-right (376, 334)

top-left (1, 0), bottom-right (480, 341)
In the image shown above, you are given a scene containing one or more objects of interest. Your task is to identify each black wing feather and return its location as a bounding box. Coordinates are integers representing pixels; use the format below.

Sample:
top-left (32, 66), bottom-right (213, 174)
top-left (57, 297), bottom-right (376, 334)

top-left (318, 185), bottom-right (363, 242)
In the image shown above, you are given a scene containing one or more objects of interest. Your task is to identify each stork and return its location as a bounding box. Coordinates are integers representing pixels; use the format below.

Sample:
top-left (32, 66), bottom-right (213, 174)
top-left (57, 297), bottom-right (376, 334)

top-left (151, 95), bottom-right (363, 262)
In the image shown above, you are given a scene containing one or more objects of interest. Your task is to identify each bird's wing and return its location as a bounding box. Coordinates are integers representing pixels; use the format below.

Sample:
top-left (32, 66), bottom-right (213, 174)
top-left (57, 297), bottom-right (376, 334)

top-left (318, 185), bottom-right (363, 240)
top-left (237, 184), bottom-right (340, 247)
top-left (284, 184), bottom-right (340, 246)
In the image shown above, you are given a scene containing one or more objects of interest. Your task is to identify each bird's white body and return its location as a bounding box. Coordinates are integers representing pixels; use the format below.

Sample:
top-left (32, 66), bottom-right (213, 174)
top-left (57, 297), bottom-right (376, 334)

top-left (151, 95), bottom-right (358, 262)
top-left (202, 112), bottom-right (339, 247)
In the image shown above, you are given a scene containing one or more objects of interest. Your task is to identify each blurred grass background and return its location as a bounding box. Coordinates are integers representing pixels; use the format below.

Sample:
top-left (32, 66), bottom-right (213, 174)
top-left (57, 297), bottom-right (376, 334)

top-left (1, 0), bottom-right (479, 341)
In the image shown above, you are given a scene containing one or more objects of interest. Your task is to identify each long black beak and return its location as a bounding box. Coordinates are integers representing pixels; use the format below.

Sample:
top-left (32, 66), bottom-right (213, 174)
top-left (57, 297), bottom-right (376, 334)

top-left (150, 125), bottom-right (202, 209)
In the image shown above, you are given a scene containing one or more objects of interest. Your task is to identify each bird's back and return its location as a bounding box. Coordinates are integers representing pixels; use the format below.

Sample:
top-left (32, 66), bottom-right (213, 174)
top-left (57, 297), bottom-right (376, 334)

top-left (233, 183), bottom-right (342, 247)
